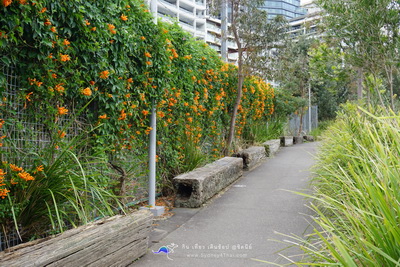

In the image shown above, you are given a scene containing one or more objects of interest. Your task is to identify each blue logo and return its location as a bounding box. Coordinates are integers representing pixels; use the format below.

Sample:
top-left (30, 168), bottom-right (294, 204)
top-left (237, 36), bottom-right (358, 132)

top-left (152, 243), bottom-right (178, 260)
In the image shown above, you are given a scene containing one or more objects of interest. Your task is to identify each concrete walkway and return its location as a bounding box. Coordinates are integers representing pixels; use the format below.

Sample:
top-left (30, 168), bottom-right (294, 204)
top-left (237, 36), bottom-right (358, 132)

top-left (131, 142), bottom-right (318, 267)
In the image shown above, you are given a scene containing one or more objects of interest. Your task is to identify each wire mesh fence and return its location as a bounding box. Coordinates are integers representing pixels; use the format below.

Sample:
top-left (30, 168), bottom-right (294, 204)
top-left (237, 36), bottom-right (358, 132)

top-left (0, 65), bottom-right (151, 251)
top-left (0, 228), bottom-right (21, 251)
top-left (288, 106), bottom-right (318, 135)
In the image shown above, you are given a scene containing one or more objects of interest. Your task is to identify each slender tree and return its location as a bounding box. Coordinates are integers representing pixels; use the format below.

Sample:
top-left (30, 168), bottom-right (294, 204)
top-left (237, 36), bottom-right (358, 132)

top-left (210, 0), bottom-right (286, 153)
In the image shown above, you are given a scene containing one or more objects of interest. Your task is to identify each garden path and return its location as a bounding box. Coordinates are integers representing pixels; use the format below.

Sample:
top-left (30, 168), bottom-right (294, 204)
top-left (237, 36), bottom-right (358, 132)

top-left (131, 142), bottom-right (318, 267)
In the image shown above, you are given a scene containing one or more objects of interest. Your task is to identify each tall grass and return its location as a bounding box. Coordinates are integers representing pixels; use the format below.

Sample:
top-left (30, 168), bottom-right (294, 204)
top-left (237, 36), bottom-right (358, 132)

top-left (291, 103), bottom-right (400, 266)
top-left (1, 127), bottom-right (124, 241)
top-left (242, 117), bottom-right (287, 144)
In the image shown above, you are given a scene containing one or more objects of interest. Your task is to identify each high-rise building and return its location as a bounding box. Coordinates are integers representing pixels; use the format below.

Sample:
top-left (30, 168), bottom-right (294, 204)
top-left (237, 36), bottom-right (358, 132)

top-left (288, 0), bottom-right (322, 39)
top-left (260, 0), bottom-right (306, 20)
top-left (154, 0), bottom-right (207, 40)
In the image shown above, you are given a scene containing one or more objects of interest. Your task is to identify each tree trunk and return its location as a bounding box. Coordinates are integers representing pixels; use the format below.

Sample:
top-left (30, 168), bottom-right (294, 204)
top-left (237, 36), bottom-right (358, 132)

top-left (225, 20), bottom-right (243, 155)
top-left (385, 65), bottom-right (395, 110)
top-left (357, 68), bottom-right (363, 101)
top-left (373, 73), bottom-right (385, 107)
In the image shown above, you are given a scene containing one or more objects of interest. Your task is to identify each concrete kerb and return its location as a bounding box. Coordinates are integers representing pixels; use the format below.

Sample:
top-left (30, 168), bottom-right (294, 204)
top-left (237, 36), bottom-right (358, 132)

top-left (293, 136), bottom-right (303, 144)
top-left (262, 139), bottom-right (281, 157)
top-left (174, 157), bottom-right (243, 208)
top-left (280, 136), bottom-right (294, 147)
top-left (233, 146), bottom-right (267, 170)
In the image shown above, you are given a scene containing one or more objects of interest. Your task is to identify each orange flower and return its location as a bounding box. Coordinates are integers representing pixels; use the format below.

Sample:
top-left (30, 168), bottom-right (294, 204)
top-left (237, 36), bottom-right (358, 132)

top-left (98, 114), bottom-right (107, 119)
top-left (145, 61), bottom-right (152, 66)
top-left (2, 0), bottom-right (12, 7)
top-left (51, 73), bottom-right (57, 79)
top-left (0, 168), bottom-right (7, 177)
top-left (85, 19), bottom-right (90, 25)
top-left (36, 165), bottom-right (44, 172)
top-left (89, 81), bottom-right (95, 85)
top-left (118, 110), bottom-right (127, 120)
top-left (25, 92), bottom-right (33, 101)
top-left (50, 26), bottom-right (57, 33)
top-left (39, 7), bottom-right (47, 13)
top-left (0, 188), bottom-right (10, 199)
top-left (91, 27), bottom-right (96, 31)
top-left (9, 164), bottom-right (23, 172)
top-left (55, 84), bottom-right (65, 93)
top-left (44, 19), bottom-right (52, 26)
top-left (81, 87), bottom-right (92, 96)
top-left (145, 127), bottom-right (153, 135)
top-left (18, 0), bottom-right (26, 4)
top-left (142, 110), bottom-right (149, 116)
top-left (63, 39), bottom-right (70, 46)
top-left (58, 107), bottom-right (68, 115)
top-left (120, 14), bottom-right (128, 21)
top-left (99, 70), bottom-right (109, 79)
top-left (140, 36), bottom-right (146, 40)
top-left (144, 52), bottom-right (151, 58)
top-left (127, 78), bottom-right (133, 83)
top-left (18, 171), bottom-right (34, 181)
top-left (0, 119), bottom-right (4, 129)
top-left (60, 54), bottom-right (70, 61)
top-left (58, 130), bottom-right (66, 138)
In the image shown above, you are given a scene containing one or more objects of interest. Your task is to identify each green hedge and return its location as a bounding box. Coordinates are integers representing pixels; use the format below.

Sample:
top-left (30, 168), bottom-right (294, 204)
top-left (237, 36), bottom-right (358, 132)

top-left (0, 0), bottom-right (275, 237)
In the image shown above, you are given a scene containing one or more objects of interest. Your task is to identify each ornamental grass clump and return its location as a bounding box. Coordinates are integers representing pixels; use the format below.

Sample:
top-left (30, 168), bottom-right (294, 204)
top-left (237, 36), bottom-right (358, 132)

top-left (290, 103), bottom-right (400, 266)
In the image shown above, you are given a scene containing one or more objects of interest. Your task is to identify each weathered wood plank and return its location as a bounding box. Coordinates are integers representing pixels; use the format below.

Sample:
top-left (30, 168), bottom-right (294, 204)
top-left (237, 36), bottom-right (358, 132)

top-left (0, 210), bottom-right (153, 267)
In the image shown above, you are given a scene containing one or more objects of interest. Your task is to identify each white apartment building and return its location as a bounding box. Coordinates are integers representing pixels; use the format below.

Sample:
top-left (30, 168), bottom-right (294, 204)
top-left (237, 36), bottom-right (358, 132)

top-left (153, 0), bottom-right (207, 40)
top-left (149, 0), bottom-right (238, 63)
top-left (205, 16), bottom-right (238, 63)
top-left (288, 0), bottom-right (322, 39)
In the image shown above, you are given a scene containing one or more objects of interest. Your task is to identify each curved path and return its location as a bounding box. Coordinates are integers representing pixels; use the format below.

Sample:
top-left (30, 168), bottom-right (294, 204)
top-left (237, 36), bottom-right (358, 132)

top-left (131, 142), bottom-right (319, 266)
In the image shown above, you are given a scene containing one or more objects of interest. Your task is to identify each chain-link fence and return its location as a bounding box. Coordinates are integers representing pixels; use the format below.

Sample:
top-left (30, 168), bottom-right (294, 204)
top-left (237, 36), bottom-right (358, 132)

top-left (1, 65), bottom-right (151, 251)
top-left (288, 106), bottom-right (318, 135)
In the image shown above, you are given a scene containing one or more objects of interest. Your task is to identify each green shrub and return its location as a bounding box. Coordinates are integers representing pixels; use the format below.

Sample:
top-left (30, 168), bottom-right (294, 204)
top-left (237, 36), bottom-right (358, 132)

top-left (0, 0), bottom-right (277, 241)
top-left (291, 103), bottom-right (400, 266)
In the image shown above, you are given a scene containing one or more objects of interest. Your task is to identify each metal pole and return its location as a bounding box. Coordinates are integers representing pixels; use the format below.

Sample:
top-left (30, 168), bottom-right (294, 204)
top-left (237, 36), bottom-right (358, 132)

top-left (150, 0), bottom-right (157, 23)
top-left (149, 0), bottom-right (157, 208)
top-left (308, 82), bottom-right (312, 133)
top-left (148, 101), bottom-right (156, 207)
top-left (221, 0), bottom-right (228, 61)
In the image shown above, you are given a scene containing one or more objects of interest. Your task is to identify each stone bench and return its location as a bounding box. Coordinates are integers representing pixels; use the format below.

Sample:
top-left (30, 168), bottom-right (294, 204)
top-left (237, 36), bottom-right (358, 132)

top-left (303, 135), bottom-right (315, 142)
top-left (293, 136), bottom-right (303, 144)
top-left (0, 210), bottom-right (153, 267)
top-left (262, 139), bottom-right (280, 157)
top-left (280, 136), bottom-right (294, 147)
top-left (174, 157), bottom-right (243, 208)
top-left (234, 146), bottom-right (266, 170)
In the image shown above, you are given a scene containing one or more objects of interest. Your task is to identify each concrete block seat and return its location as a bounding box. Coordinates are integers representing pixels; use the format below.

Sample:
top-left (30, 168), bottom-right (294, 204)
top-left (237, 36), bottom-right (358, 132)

top-left (174, 157), bottom-right (243, 208)
top-left (262, 139), bottom-right (280, 157)
top-left (234, 146), bottom-right (266, 170)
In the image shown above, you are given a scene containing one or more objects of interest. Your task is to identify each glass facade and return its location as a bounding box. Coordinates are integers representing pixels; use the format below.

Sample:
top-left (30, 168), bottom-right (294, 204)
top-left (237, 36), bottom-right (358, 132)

top-left (261, 0), bottom-right (306, 20)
